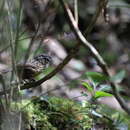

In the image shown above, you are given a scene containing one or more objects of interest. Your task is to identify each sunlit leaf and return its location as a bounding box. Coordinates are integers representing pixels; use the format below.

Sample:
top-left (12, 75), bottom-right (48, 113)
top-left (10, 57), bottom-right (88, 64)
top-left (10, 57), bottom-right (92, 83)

top-left (86, 72), bottom-right (108, 85)
top-left (82, 82), bottom-right (93, 92)
top-left (94, 91), bottom-right (113, 99)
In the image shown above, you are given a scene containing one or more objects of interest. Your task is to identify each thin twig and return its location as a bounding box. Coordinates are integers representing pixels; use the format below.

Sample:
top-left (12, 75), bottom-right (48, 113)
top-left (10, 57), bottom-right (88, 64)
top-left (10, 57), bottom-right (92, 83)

top-left (33, 16), bottom-right (54, 56)
top-left (0, 74), bottom-right (9, 107)
top-left (84, 0), bottom-right (108, 36)
top-left (5, 0), bottom-right (16, 82)
top-left (59, 0), bottom-right (130, 115)
top-left (14, 0), bottom-right (23, 59)
top-left (74, 0), bottom-right (78, 25)
top-left (17, 23), bottom-right (41, 85)
top-left (0, 45), bottom-right (10, 54)
top-left (59, 0), bottom-right (107, 68)
top-left (23, 23), bottom-right (40, 64)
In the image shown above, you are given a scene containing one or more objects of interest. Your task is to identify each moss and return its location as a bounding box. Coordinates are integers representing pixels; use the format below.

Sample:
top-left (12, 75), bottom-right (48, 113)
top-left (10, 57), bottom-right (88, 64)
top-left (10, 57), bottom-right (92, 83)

top-left (15, 96), bottom-right (92, 130)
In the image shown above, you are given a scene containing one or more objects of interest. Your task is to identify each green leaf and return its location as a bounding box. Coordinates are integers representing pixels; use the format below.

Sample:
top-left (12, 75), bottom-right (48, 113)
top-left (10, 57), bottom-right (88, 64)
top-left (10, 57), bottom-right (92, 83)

top-left (86, 72), bottom-right (108, 84)
top-left (94, 91), bottom-right (113, 99)
top-left (82, 82), bottom-right (93, 92)
top-left (110, 70), bottom-right (126, 83)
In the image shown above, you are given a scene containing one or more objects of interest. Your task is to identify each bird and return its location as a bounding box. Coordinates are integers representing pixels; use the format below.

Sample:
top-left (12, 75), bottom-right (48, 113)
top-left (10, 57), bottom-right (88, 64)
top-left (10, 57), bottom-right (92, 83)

top-left (16, 53), bottom-right (52, 81)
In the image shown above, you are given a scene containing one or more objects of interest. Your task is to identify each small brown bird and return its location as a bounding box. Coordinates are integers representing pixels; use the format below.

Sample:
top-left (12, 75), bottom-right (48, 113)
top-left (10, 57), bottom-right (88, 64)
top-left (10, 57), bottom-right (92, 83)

top-left (17, 54), bottom-right (52, 81)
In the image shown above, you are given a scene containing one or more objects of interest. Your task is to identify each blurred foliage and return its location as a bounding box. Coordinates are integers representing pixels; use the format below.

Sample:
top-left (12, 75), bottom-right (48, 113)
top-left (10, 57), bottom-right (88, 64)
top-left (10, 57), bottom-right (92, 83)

top-left (81, 71), bottom-right (130, 129)
top-left (0, 0), bottom-right (130, 129)
top-left (98, 104), bottom-right (130, 130)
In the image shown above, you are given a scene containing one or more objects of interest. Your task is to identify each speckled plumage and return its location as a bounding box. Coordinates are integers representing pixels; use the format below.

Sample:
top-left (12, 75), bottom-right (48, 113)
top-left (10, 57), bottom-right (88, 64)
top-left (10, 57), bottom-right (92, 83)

top-left (17, 54), bottom-right (52, 80)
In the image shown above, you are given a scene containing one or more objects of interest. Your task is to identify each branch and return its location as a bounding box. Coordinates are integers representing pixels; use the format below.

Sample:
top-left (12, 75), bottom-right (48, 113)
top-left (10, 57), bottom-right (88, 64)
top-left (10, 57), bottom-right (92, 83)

top-left (21, 46), bottom-right (79, 89)
top-left (0, 44), bottom-right (80, 95)
top-left (74, 0), bottom-right (78, 25)
top-left (59, 0), bottom-right (130, 115)
top-left (0, 74), bottom-right (8, 106)
top-left (0, 45), bottom-right (10, 54)
top-left (85, 0), bottom-right (108, 35)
